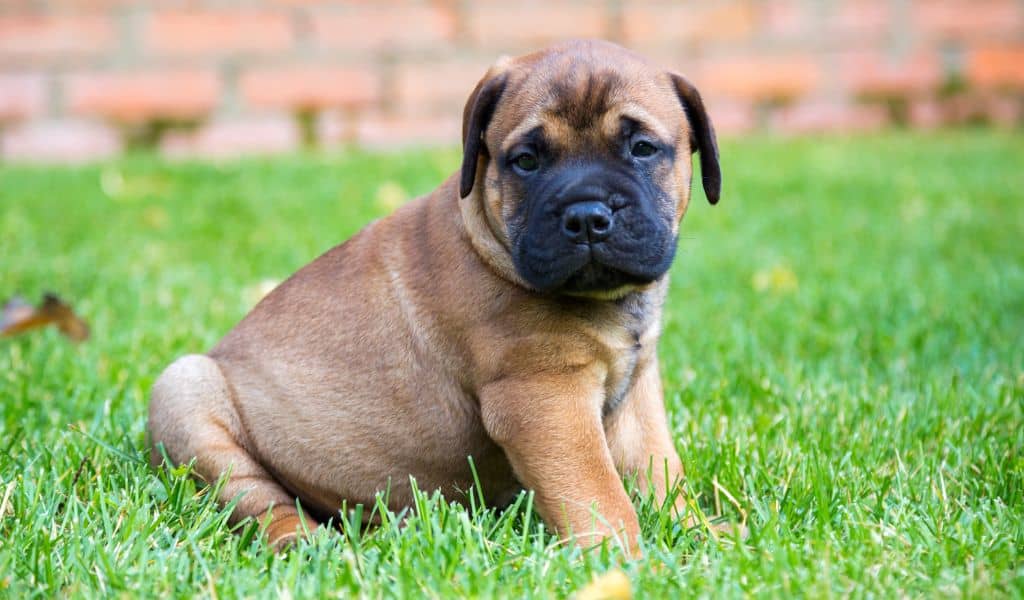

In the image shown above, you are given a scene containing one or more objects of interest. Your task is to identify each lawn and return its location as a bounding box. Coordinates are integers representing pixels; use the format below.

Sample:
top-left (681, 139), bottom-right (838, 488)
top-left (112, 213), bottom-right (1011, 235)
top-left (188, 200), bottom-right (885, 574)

top-left (1, 131), bottom-right (1022, 598)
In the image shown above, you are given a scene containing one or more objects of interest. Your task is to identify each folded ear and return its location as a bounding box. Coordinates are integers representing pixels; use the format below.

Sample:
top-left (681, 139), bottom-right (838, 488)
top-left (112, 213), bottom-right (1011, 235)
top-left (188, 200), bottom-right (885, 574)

top-left (460, 70), bottom-right (509, 199)
top-left (669, 74), bottom-right (721, 205)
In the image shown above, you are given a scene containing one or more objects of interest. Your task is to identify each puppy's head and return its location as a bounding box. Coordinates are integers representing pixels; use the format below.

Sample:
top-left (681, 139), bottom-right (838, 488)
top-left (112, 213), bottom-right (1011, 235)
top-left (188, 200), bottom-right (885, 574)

top-left (459, 40), bottom-right (720, 298)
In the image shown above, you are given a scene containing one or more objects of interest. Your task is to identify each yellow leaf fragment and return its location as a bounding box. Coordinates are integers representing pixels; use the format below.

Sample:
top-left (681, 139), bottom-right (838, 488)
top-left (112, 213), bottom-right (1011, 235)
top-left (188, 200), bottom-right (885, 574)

top-left (374, 181), bottom-right (409, 213)
top-left (573, 568), bottom-right (632, 600)
top-left (752, 264), bottom-right (798, 294)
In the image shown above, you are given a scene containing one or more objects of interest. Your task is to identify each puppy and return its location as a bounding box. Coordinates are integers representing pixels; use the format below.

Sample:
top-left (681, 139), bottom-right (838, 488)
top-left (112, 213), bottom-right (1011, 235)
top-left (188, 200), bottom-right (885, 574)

top-left (148, 39), bottom-right (722, 554)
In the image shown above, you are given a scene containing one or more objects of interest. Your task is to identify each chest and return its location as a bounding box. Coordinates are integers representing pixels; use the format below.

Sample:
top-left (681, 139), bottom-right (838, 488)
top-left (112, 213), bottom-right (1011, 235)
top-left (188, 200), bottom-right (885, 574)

top-left (555, 292), bottom-right (663, 418)
top-left (599, 312), bottom-right (661, 418)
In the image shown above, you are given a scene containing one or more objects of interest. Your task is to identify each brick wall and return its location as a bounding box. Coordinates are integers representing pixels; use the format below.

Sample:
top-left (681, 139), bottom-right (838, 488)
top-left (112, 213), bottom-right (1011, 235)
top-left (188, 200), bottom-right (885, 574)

top-left (1, 0), bottom-right (1022, 161)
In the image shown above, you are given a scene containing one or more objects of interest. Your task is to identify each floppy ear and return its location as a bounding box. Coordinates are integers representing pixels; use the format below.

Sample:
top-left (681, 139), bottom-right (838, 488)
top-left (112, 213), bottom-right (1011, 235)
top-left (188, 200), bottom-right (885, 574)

top-left (460, 71), bottom-right (508, 199)
top-left (670, 74), bottom-right (721, 205)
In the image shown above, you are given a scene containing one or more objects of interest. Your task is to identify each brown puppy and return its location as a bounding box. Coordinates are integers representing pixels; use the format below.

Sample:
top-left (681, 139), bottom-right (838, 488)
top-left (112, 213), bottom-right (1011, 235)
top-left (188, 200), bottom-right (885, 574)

top-left (148, 39), bottom-right (721, 554)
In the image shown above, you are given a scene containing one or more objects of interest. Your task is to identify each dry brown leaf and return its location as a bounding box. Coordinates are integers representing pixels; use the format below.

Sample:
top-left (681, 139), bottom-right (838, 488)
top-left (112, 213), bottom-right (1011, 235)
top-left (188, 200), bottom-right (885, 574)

top-left (1, 293), bottom-right (90, 342)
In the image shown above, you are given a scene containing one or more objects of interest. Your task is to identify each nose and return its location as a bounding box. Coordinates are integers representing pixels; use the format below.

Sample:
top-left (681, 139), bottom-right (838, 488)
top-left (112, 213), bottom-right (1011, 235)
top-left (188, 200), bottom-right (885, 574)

top-left (561, 201), bottom-right (614, 243)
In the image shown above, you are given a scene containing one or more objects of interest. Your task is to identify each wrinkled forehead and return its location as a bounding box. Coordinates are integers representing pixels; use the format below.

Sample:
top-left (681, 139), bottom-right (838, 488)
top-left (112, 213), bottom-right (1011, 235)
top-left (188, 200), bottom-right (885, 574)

top-left (491, 59), bottom-right (684, 153)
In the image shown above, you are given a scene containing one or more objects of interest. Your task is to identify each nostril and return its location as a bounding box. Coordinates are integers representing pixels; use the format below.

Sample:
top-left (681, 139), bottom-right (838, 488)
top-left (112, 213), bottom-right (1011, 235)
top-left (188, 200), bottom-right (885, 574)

top-left (563, 215), bottom-right (583, 235)
top-left (590, 214), bottom-right (611, 233)
top-left (561, 201), bottom-right (612, 242)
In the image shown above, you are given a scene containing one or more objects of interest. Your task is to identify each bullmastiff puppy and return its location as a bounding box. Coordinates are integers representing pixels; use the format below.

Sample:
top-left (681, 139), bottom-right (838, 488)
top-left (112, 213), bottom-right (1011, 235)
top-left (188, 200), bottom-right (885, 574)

top-left (148, 39), bottom-right (722, 555)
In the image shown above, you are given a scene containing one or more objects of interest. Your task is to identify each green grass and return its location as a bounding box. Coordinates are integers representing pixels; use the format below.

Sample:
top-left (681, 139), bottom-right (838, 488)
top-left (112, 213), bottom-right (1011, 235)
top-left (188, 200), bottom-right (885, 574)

top-left (1, 131), bottom-right (1022, 598)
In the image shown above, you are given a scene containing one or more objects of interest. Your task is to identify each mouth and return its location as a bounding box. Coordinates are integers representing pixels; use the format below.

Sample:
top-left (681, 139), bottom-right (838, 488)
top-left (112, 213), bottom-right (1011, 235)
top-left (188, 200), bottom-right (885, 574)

top-left (514, 240), bottom-right (665, 297)
top-left (512, 188), bottom-right (677, 295)
top-left (558, 250), bottom-right (654, 295)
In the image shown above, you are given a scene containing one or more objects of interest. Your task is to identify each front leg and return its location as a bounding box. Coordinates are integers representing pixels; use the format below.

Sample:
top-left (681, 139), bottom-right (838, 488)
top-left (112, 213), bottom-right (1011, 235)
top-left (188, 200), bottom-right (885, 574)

top-left (478, 364), bottom-right (640, 554)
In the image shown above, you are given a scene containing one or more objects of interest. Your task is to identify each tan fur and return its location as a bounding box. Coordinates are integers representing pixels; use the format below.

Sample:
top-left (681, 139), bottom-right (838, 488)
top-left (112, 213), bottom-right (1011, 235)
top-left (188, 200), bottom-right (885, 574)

top-left (148, 40), bottom-right (716, 555)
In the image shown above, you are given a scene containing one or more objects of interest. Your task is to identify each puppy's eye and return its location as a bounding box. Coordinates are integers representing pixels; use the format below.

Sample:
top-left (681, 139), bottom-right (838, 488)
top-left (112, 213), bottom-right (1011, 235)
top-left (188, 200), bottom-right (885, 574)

top-left (631, 140), bottom-right (658, 158)
top-left (512, 152), bottom-right (539, 173)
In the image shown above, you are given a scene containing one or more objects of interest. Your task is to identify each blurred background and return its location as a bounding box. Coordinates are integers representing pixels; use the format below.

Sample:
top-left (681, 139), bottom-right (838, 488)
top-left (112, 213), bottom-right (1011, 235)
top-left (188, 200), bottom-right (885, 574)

top-left (0, 0), bottom-right (1021, 162)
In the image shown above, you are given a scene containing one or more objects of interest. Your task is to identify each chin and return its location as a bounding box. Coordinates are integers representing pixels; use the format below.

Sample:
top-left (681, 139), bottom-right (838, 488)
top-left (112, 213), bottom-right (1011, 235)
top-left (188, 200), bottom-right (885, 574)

top-left (558, 262), bottom-right (655, 295)
top-left (560, 284), bottom-right (645, 301)
top-left (512, 226), bottom-right (677, 298)
top-left (518, 259), bottom-right (666, 300)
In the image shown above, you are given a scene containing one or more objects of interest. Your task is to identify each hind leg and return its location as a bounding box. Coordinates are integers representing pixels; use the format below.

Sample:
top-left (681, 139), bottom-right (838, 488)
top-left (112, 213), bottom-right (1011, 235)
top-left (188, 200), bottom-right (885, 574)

top-left (148, 354), bottom-right (318, 550)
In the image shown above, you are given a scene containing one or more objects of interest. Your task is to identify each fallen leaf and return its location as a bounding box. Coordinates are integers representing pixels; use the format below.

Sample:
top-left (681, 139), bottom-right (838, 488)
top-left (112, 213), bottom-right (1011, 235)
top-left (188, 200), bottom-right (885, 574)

top-left (142, 206), bottom-right (169, 229)
top-left (752, 264), bottom-right (798, 294)
top-left (1, 293), bottom-right (90, 342)
top-left (100, 167), bottom-right (126, 198)
top-left (573, 569), bottom-right (632, 600)
top-left (374, 181), bottom-right (409, 213)
top-left (100, 167), bottom-right (171, 202)
top-left (0, 297), bottom-right (35, 330)
top-left (242, 278), bottom-right (281, 308)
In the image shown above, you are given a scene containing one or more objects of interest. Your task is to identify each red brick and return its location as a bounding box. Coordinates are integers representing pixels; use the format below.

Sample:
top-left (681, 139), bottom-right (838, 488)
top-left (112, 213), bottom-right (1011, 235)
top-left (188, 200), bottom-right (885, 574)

top-left (840, 51), bottom-right (943, 97)
top-left (240, 65), bottom-right (378, 110)
top-left (265, 0), bottom-right (393, 5)
top-left (704, 100), bottom-right (756, 135)
top-left (755, 0), bottom-right (808, 38)
top-left (466, 2), bottom-right (608, 48)
top-left (310, 5), bottom-right (455, 52)
top-left (634, 48), bottom-right (701, 78)
top-left (160, 115), bottom-right (299, 159)
top-left (67, 70), bottom-right (220, 122)
top-left (940, 93), bottom-right (988, 124)
top-left (622, 3), bottom-right (756, 47)
top-left (0, 15), bottom-right (115, 61)
top-left (395, 59), bottom-right (493, 115)
top-left (317, 110), bottom-right (354, 145)
top-left (969, 46), bottom-right (1024, 89)
top-left (45, 0), bottom-right (135, 8)
top-left (771, 101), bottom-right (888, 133)
top-left (825, 0), bottom-right (892, 38)
top-left (353, 112), bottom-right (461, 148)
top-left (0, 73), bottom-right (47, 121)
top-left (143, 10), bottom-right (294, 55)
top-left (697, 56), bottom-right (821, 102)
top-left (1, 118), bottom-right (120, 162)
top-left (909, 98), bottom-right (944, 128)
top-left (913, 0), bottom-right (1022, 40)
top-left (0, 0), bottom-right (39, 10)
top-left (983, 94), bottom-right (1023, 126)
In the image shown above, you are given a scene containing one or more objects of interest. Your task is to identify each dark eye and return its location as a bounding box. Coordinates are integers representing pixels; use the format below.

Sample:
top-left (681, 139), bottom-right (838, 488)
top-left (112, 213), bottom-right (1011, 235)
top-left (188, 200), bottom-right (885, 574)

top-left (512, 152), bottom-right (539, 172)
top-left (631, 140), bottom-right (658, 158)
